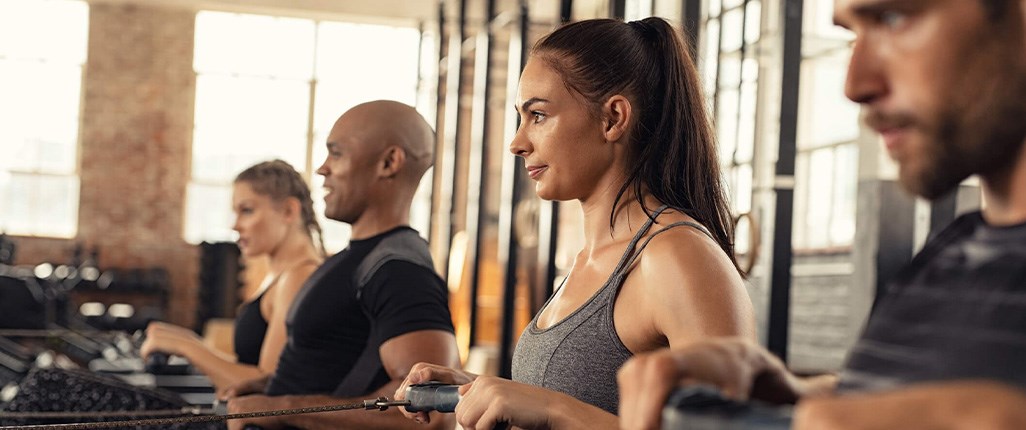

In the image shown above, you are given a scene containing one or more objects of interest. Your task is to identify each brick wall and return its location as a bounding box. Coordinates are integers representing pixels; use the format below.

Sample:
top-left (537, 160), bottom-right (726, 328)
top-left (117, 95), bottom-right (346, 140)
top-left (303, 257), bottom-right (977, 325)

top-left (14, 3), bottom-right (200, 328)
top-left (789, 252), bottom-right (856, 372)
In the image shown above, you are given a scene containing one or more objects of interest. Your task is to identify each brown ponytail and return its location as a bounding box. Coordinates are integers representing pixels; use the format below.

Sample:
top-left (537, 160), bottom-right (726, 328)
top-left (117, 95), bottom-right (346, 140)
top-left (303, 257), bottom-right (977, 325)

top-left (533, 17), bottom-right (739, 273)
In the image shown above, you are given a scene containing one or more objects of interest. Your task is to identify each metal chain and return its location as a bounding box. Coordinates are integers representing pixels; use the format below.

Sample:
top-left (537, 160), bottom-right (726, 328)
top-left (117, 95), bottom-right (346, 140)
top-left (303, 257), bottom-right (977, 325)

top-left (0, 402), bottom-right (369, 430)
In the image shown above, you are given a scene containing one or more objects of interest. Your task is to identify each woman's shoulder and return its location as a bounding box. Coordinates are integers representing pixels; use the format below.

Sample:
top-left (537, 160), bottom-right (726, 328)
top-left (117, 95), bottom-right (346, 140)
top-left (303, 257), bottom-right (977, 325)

top-left (634, 210), bottom-right (739, 288)
top-left (645, 209), bottom-right (718, 249)
top-left (273, 259), bottom-right (322, 297)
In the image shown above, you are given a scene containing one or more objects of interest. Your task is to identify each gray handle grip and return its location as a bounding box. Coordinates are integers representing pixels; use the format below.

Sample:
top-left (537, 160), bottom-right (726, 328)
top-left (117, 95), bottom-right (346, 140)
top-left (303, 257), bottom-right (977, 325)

top-left (404, 383), bottom-right (461, 413)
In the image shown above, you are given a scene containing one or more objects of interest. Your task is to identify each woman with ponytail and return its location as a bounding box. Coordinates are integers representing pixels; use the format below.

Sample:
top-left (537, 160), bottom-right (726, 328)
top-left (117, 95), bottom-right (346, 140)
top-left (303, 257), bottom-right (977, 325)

top-left (396, 17), bottom-right (755, 429)
top-left (141, 159), bottom-right (324, 395)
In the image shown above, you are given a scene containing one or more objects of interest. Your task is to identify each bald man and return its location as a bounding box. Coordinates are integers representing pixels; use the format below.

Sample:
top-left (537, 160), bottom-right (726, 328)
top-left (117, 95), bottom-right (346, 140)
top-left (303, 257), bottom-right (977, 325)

top-left (226, 101), bottom-right (459, 430)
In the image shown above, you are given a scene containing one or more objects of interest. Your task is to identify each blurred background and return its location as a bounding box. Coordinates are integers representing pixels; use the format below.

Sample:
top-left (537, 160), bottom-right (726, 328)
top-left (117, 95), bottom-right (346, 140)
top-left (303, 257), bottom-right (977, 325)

top-left (0, 0), bottom-right (982, 382)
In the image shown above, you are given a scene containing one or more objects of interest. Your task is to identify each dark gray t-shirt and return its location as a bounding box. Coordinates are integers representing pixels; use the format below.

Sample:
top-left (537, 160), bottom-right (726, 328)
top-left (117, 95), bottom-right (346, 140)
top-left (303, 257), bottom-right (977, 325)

top-left (840, 212), bottom-right (1026, 392)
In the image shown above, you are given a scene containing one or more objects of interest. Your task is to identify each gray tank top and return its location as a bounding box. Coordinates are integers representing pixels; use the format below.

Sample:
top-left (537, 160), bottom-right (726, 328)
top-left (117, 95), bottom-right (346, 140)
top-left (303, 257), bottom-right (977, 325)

top-left (510, 205), bottom-right (712, 414)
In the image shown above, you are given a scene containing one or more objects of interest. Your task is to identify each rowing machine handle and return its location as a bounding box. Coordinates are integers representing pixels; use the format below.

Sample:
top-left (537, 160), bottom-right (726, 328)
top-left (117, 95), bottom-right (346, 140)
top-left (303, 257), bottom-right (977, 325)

top-left (404, 382), bottom-right (460, 413)
top-left (404, 382), bottom-right (508, 430)
top-left (144, 352), bottom-right (169, 373)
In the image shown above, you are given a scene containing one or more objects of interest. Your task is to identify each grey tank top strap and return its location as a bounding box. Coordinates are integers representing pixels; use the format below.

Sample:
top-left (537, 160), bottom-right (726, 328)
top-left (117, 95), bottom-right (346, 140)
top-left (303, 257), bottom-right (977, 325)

top-left (614, 218), bottom-right (714, 278)
top-left (604, 205), bottom-right (670, 280)
top-left (512, 204), bottom-right (713, 414)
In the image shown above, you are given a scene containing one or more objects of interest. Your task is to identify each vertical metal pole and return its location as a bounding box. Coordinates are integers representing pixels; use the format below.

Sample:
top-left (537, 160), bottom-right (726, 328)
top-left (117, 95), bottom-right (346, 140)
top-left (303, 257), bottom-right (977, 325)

top-left (422, 17), bottom-right (439, 242)
top-left (610, 0), bottom-right (626, 19)
top-left (439, 0), bottom-right (469, 282)
top-left (497, 0), bottom-right (529, 379)
top-left (559, 0), bottom-right (573, 24)
top-left (466, 0), bottom-right (497, 348)
top-left (767, 0), bottom-right (803, 362)
top-left (681, 0), bottom-right (702, 58)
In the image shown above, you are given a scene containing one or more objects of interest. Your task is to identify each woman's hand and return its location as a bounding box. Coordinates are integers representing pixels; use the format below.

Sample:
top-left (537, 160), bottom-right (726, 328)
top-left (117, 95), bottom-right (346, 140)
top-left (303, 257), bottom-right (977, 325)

top-left (456, 376), bottom-right (577, 430)
top-left (394, 362), bottom-right (477, 423)
top-left (139, 321), bottom-right (202, 359)
top-left (618, 338), bottom-right (809, 430)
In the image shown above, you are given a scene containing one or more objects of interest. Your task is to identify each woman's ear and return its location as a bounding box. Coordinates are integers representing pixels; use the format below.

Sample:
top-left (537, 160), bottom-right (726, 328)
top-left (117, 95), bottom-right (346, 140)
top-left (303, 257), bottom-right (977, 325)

top-left (602, 95), bottom-right (632, 142)
top-left (282, 196), bottom-right (301, 223)
top-left (379, 146), bottom-right (407, 179)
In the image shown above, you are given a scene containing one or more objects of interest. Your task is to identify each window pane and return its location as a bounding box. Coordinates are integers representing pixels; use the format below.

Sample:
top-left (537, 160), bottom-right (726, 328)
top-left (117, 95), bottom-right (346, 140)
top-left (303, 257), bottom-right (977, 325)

top-left (741, 57), bottom-right (759, 83)
top-left (707, 0), bottom-right (721, 19)
top-left (793, 153), bottom-right (809, 248)
top-left (417, 30), bottom-right (439, 120)
top-left (720, 7), bottom-right (744, 52)
top-left (829, 144), bottom-right (858, 246)
top-left (744, 0), bottom-right (761, 44)
top-left (805, 148), bottom-right (835, 248)
top-left (736, 81), bottom-right (757, 163)
top-left (0, 0), bottom-right (85, 238)
top-left (799, 57), bottom-right (859, 147)
top-left (311, 22), bottom-right (422, 171)
top-left (625, 0), bottom-right (654, 20)
top-left (0, 173), bottom-right (78, 238)
top-left (804, 0), bottom-right (852, 40)
top-left (0, 0), bottom-right (88, 63)
top-left (192, 74), bottom-right (310, 183)
top-left (733, 163), bottom-right (753, 214)
top-left (0, 61), bottom-right (81, 173)
top-left (183, 183), bottom-right (234, 244)
top-left (410, 168), bottom-right (433, 237)
top-left (194, 11), bottom-right (315, 79)
top-left (735, 213), bottom-right (751, 255)
top-left (701, 19), bottom-right (720, 98)
top-left (723, 0), bottom-right (743, 11)
top-left (316, 22), bottom-right (419, 103)
top-left (716, 88), bottom-right (739, 163)
top-left (189, 12), bottom-right (426, 246)
top-left (718, 55), bottom-right (741, 88)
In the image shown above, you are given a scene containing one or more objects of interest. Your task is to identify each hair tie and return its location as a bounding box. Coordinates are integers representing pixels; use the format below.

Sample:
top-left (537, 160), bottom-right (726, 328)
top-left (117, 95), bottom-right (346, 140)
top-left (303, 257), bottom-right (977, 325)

top-left (628, 19), bottom-right (656, 39)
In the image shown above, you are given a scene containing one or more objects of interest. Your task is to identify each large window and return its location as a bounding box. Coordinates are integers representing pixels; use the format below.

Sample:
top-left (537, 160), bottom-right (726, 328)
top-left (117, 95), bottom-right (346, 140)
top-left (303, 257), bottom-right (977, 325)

top-left (702, 0), bottom-right (762, 257)
top-left (0, 0), bottom-right (88, 238)
top-left (184, 11), bottom-right (432, 252)
top-left (792, 0), bottom-right (859, 250)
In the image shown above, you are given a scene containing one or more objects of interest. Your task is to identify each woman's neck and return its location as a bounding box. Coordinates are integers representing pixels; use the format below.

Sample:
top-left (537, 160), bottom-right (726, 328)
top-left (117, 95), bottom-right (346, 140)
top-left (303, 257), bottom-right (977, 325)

top-left (578, 187), bottom-right (661, 259)
top-left (267, 229), bottom-right (320, 275)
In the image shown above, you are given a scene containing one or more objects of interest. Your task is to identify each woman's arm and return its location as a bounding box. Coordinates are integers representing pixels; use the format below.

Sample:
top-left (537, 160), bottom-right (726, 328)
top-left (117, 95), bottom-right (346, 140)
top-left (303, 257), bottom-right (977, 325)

top-left (615, 227), bottom-right (833, 430)
top-left (140, 321), bottom-right (262, 391)
top-left (255, 262), bottom-right (317, 375)
top-left (141, 263), bottom-right (316, 392)
top-left (636, 226), bottom-right (757, 348)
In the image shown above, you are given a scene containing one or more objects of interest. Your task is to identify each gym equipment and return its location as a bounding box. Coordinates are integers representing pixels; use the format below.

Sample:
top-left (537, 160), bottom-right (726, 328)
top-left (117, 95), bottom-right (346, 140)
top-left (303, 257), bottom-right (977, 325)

top-left (0, 382), bottom-right (500, 430)
top-left (661, 385), bottom-right (793, 430)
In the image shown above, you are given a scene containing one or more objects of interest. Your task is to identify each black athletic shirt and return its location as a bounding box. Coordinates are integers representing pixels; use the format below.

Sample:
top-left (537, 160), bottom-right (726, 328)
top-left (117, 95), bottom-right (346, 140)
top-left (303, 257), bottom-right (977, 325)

top-left (233, 292), bottom-right (268, 366)
top-left (840, 212), bottom-right (1026, 392)
top-left (266, 227), bottom-right (453, 397)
